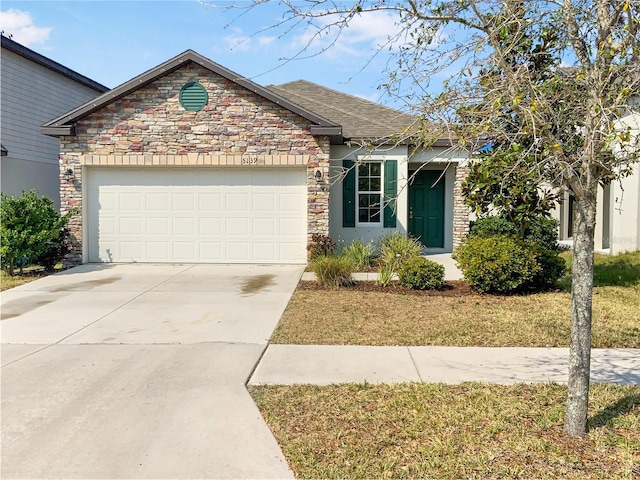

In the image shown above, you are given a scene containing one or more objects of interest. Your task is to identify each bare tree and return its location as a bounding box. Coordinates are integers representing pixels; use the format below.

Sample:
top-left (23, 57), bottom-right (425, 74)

top-left (208, 0), bottom-right (640, 436)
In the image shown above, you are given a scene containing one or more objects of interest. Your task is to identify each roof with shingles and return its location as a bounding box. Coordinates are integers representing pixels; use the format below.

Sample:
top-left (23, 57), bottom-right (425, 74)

top-left (267, 80), bottom-right (418, 141)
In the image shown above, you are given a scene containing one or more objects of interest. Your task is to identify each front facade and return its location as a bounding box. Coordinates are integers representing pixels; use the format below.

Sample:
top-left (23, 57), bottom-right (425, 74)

top-left (44, 50), bottom-right (469, 266)
top-left (555, 102), bottom-right (640, 254)
top-left (0, 36), bottom-right (108, 208)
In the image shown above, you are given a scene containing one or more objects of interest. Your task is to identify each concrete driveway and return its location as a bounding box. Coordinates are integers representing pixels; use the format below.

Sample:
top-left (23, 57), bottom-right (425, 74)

top-left (1, 263), bottom-right (302, 479)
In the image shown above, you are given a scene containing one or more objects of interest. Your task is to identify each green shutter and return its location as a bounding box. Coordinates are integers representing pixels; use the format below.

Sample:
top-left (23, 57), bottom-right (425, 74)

top-left (384, 160), bottom-right (397, 228)
top-left (343, 159), bottom-right (356, 227)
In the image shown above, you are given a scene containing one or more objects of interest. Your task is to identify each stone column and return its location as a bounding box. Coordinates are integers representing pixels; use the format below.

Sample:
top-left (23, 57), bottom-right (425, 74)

top-left (452, 165), bottom-right (470, 250)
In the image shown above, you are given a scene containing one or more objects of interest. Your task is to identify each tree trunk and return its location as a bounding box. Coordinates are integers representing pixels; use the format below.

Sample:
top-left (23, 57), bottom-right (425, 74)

top-left (564, 183), bottom-right (598, 437)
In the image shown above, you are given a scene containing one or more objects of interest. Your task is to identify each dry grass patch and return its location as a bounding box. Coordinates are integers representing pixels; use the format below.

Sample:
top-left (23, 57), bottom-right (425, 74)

top-left (0, 268), bottom-right (55, 291)
top-left (250, 382), bottom-right (640, 479)
top-left (273, 286), bottom-right (639, 347)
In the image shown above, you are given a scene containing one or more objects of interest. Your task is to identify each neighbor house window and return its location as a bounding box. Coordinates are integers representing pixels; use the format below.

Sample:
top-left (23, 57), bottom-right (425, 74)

top-left (357, 162), bottom-right (383, 224)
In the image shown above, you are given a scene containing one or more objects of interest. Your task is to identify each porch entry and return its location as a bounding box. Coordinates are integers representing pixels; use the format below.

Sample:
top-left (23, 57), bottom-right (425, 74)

top-left (408, 169), bottom-right (445, 248)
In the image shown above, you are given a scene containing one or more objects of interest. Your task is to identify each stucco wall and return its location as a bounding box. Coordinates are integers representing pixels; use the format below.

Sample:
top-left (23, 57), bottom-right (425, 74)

top-left (328, 145), bottom-right (469, 252)
top-left (59, 62), bottom-right (330, 265)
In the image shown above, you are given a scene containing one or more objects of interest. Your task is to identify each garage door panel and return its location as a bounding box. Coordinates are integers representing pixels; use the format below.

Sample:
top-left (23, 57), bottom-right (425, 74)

top-left (226, 217), bottom-right (249, 235)
top-left (119, 218), bottom-right (143, 235)
top-left (253, 243), bottom-right (276, 262)
top-left (199, 218), bottom-right (223, 236)
top-left (146, 218), bottom-right (169, 235)
top-left (279, 193), bottom-right (305, 211)
top-left (120, 242), bottom-right (143, 260)
top-left (173, 218), bottom-right (195, 235)
top-left (226, 193), bottom-right (249, 212)
top-left (199, 242), bottom-right (222, 261)
top-left (87, 168), bottom-right (306, 264)
top-left (172, 242), bottom-right (196, 261)
top-left (198, 193), bottom-right (222, 211)
top-left (253, 193), bottom-right (276, 211)
top-left (119, 193), bottom-right (142, 211)
top-left (146, 242), bottom-right (169, 261)
top-left (226, 242), bottom-right (249, 261)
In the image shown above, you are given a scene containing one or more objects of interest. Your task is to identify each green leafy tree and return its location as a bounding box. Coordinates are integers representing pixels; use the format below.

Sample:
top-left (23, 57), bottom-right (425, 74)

top-left (1, 191), bottom-right (68, 275)
top-left (213, 0), bottom-right (640, 436)
top-left (463, 145), bottom-right (559, 236)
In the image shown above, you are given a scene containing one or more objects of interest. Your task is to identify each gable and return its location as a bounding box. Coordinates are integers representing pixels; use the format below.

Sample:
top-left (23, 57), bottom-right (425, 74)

top-left (66, 62), bottom-right (327, 157)
top-left (43, 50), bottom-right (341, 141)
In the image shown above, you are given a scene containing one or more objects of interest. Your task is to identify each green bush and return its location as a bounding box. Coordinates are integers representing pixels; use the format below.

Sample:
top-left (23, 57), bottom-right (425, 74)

top-left (469, 216), bottom-right (518, 238)
top-left (341, 240), bottom-right (376, 269)
top-left (526, 244), bottom-right (567, 291)
top-left (309, 254), bottom-right (355, 287)
top-left (525, 216), bottom-right (561, 251)
top-left (470, 215), bottom-right (560, 252)
top-left (468, 215), bottom-right (565, 291)
top-left (0, 191), bottom-right (68, 275)
top-left (453, 235), bottom-right (540, 294)
top-left (398, 257), bottom-right (445, 290)
top-left (35, 228), bottom-right (72, 272)
top-left (378, 233), bottom-right (423, 269)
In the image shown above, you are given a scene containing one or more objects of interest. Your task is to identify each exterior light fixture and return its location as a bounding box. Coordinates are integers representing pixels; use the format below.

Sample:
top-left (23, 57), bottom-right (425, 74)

top-left (64, 168), bottom-right (74, 180)
top-left (315, 169), bottom-right (323, 182)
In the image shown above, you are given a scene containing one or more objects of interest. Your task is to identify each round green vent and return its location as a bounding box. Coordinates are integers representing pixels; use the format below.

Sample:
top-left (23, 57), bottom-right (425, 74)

top-left (179, 82), bottom-right (208, 111)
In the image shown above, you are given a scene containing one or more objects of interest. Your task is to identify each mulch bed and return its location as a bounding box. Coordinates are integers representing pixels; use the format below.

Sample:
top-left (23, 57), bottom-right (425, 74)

top-left (297, 280), bottom-right (476, 297)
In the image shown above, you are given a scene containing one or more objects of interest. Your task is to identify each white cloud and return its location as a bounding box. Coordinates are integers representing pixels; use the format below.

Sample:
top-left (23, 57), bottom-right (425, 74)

top-left (258, 36), bottom-right (275, 46)
top-left (221, 27), bottom-right (275, 52)
top-left (292, 10), bottom-right (405, 58)
top-left (0, 9), bottom-right (51, 46)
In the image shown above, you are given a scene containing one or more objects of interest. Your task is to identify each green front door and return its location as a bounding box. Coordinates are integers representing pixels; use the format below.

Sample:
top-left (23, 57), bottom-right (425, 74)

top-left (408, 170), bottom-right (445, 248)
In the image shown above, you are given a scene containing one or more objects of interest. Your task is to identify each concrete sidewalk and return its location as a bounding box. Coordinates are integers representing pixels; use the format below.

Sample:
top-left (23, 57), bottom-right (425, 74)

top-left (249, 345), bottom-right (640, 386)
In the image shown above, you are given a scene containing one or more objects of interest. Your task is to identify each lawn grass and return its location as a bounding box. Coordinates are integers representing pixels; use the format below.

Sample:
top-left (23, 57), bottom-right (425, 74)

top-left (250, 382), bottom-right (640, 479)
top-left (0, 268), bottom-right (55, 291)
top-left (272, 251), bottom-right (640, 347)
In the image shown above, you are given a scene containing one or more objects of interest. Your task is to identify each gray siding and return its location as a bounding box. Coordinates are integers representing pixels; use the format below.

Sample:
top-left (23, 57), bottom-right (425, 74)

top-left (1, 49), bottom-right (103, 207)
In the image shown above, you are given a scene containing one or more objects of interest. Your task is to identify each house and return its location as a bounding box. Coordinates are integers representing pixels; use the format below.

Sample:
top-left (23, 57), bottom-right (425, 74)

top-left (1, 35), bottom-right (108, 209)
top-left (42, 50), bottom-right (469, 266)
top-left (554, 98), bottom-right (640, 254)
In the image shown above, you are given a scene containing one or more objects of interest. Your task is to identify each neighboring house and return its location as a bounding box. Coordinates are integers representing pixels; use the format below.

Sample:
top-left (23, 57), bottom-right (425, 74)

top-left (554, 100), bottom-right (640, 254)
top-left (1, 36), bottom-right (108, 209)
top-left (42, 50), bottom-right (469, 266)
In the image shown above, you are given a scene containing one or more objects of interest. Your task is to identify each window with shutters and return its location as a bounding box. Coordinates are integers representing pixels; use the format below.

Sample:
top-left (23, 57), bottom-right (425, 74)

top-left (357, 162), bottom-right (383, 225)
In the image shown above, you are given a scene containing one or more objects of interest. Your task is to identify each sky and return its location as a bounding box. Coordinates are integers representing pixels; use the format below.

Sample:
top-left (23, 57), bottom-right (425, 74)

top-left (1, 0), bottom-right (408, 106)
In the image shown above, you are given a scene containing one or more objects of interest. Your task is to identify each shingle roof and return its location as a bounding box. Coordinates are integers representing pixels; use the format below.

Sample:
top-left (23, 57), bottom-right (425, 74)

top-left (267, 80), bottom-right (417, 141)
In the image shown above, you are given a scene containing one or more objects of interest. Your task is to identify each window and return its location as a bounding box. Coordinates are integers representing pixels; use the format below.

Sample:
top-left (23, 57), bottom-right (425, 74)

top-left (357, 162), bottom-right (383, 224)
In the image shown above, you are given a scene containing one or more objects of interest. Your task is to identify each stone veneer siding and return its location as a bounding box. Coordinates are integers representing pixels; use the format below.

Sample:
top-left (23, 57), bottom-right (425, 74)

top-left (452, 165), bottom-right (470, 249)
top-left (59, 62), bottom-right (330, 266)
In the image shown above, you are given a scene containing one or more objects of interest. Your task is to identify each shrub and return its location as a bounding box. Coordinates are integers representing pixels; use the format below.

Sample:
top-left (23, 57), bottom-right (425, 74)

top-left (469, 216), bottom-right (518, 239)
top-left (470, 215), bottom-right (560, 252)
top-left (526, 244), bottom-right (567, 291)
top-left (341, 240), bottom-right (376, 269)
top-left (378, 233), bottom-right (423, 269)
top-left (309, 254), bottom-right (355, 287)
top-left (0, 191), bottom-right (68, 275)
top-left (525, 216), bottom-right (561, 251)
top-left (453, 235), bottom-right (540, 294)
top-left (468, 215), bottom-right (565, 291)
top-left (307, 234), bottom-right (336, 258)
top-left (378, 262), bottom-right (395, 287)
top-left (34, 228), bottom-right (72, 272)
top-left (398, 257), bottom-right (445, 290)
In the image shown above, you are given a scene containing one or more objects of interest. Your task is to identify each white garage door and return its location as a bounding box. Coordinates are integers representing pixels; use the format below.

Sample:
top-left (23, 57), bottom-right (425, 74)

top-left (86, 168), bottom-right (307, 263)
